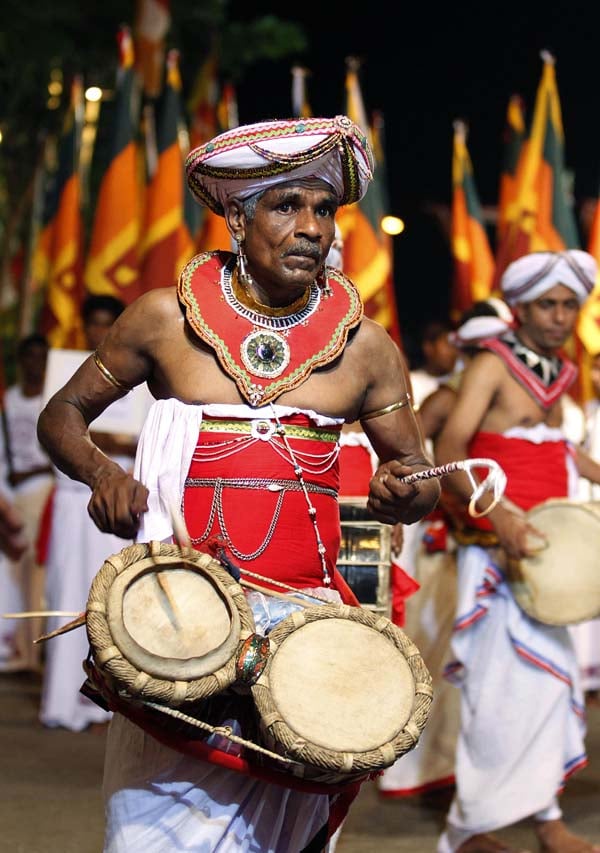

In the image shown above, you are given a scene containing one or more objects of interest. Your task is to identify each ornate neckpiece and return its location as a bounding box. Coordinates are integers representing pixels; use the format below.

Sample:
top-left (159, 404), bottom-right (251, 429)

top-left (178, 251), bottom-right (363, 406)
top-left (222, 261), bottom-right (320, 330)
top-left (481, 330), bottom-right (577, 410)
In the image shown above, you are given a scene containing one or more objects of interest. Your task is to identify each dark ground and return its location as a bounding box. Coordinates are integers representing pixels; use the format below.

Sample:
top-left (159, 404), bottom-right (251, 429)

top-left (1, 671), bottom-right (599, 852)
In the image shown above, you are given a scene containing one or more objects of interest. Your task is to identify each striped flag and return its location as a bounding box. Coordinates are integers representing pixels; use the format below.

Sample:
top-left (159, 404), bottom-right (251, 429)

top-left (497, 94), bottom-right (526, 245)
top-left (139, 50), bottom-right (196, 291)
top-left (85, 26), bottom-right (144, 304)
top-left (133, 0), bottom-right (171, 98)
top-left (575, 190), bottom-right (600, 401)
top-left (450, 120), bottom-right (495, 320)
top-left (38, 75), bottom-right (86, 348)
top-left (195, 79), bottom-right (238, 254)
top-left (291, 66), bottom-right (313, 118)
top-left (494, 51), bottom-right (579, 283)
top-left (337, 59), bottom-right (401, 345)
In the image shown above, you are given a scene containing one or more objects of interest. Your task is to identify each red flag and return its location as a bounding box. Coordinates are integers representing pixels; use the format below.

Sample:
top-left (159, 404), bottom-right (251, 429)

top-left (39, 76), bottom-right (86, 348)
top-left (85, 26), bottom-right (144, 304)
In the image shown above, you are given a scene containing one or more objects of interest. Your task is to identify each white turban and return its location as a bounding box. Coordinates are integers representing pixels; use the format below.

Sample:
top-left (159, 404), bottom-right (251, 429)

top-left (500, 250), bottom-right (597, 306)
top-left (186, 116), bottom-right (374, 216)
top-left (449, 298), bottom-right (514, 347)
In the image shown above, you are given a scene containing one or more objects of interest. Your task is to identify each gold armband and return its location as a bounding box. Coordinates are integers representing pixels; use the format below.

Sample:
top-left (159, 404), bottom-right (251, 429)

top-left (93, 351), bottom-right (134, 391)
top-left (361, 394), bottom-right (412, 421)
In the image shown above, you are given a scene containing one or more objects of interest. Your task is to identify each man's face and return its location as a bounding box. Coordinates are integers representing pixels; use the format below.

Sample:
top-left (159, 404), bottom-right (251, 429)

top-left (242, 180), bottom-right (338, 299)
top-left (515, 283), bottom-right (580, 354)
top-left (19, 343), bottom-right (48, 385)
top-left (84, 309), bottom-right (119, 350)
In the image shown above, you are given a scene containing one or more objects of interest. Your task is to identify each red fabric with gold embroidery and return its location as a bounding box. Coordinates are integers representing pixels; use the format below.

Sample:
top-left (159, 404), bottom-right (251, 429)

top-left (177, 251), bottom-right (363, 406)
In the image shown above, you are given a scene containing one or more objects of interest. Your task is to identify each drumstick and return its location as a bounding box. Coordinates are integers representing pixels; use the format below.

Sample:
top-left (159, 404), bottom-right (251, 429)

top-left (155, 572), bottom-right (183, 632)
top-left (398, 457), bottom-right (507, 518)
top-left (2, 610), bottom-right (81, 619)
top-left (34, 613), bottom-right (87, 643)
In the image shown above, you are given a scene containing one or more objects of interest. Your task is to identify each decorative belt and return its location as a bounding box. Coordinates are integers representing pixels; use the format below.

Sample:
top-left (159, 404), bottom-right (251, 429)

top-left (200, 418), bottom-right (340, 443)
top-left (182, 477), bottom-right (337, 560)
top-left (184, 477), bottom-right (337, 498)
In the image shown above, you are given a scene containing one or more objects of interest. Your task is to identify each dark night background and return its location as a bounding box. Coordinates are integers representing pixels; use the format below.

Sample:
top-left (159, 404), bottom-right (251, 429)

top-left (227, 0), bottom-right (600, 358)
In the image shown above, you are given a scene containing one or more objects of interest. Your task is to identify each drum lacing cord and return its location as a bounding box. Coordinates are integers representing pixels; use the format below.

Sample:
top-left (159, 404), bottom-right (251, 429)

top-left (141, 700), bottom-right (298, 766)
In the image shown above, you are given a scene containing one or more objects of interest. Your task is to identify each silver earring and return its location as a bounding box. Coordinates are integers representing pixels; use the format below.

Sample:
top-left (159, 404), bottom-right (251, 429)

top-left (316, 265), bottom-right (332, 297)
top-left (235, 234), bottom-right (254, 287)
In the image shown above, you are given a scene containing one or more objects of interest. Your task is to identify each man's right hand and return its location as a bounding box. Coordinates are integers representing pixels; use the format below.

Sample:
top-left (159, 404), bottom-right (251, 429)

top-left (0, 494), bottom-right (28, 560)
top-left (488, 502), bottom-right (548, 560)
top-left (87, 468), bottom-right (149, 540)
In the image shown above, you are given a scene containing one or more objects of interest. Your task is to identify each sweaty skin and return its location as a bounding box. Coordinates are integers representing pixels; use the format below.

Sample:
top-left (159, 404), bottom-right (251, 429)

top-left (37, 182), bottom-right (440, 540)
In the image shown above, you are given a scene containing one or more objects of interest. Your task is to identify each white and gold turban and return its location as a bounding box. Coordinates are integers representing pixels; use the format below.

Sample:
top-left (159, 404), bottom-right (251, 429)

top-left (500, 250), bottom-right (597, 306)
top-left (185, 115), bottom-right (374, 216)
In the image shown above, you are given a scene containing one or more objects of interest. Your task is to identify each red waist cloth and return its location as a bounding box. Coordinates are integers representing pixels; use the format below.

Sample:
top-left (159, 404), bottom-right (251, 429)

top-left (338, 445), bottom-right (373, 497)
top-left (184, 414), bottom-right (358, 600)
top-left (465, 431), bottom-right (569, 530)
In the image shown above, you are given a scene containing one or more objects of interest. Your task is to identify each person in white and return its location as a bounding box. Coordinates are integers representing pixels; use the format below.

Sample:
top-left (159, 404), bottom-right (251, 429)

top-left (40, 295), bottom-right (141, 732)
top-left (436, 250), bottom-right (600, 853)
top-left (0, 334), bottom-right (54, 671)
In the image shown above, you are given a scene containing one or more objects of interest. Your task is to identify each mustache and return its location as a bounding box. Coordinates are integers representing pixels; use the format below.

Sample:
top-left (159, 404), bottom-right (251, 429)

top-left (283, 242), bottom-right (322, 260)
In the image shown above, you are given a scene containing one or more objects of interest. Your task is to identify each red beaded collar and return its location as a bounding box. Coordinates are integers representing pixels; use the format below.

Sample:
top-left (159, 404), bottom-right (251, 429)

top-left (178, 251), bottom-right (363, 406)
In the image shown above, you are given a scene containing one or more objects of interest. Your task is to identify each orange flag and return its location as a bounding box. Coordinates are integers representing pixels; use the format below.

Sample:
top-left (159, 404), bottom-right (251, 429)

top-left (450, 120), bottom-right (495, 320)
top-left (85, 26), bottom-right (144, 304)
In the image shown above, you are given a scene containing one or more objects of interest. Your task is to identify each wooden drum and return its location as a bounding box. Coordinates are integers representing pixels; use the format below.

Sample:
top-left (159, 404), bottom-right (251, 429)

top-left (251, 603), bottom-right (432, 784)
top-left (508, 499), bottom-right (600, 625)
top-left (86, 541), bottom-right (255, 706)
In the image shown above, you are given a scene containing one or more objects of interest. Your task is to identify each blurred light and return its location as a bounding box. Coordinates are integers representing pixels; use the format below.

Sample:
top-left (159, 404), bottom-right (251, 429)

top-left (48, 81), bottom-right (63, 96)
top-left (47, 97), bottom-right (61, 110)
top-left (85, 86), bottom-right (103, 102)
top-left (381, 215), bottom-right (405, 236)
top-left (0, 129), bottom-right (3, 144)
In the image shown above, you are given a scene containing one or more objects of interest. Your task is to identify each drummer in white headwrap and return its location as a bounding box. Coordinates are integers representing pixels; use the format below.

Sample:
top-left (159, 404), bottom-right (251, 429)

top-left (37, 115), bottom-right (440, 853)
top-left (434, 248), bottom-right (600, 853)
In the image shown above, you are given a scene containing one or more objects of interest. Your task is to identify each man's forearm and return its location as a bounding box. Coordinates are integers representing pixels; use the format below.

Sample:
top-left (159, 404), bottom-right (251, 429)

top-left (37, 399), bottom-right (125, 489)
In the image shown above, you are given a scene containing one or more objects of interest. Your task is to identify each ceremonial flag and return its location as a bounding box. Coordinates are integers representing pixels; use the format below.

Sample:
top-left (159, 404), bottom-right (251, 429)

top-left (133, 0), bottom-right (171, 98)
top-left (39, 76), bottom-right (86, 348)
top-left (494, 51), bottom-right (579, 284)
top-left (337, 59), bottom-right (401, 346)
top-left (291, 66), bottom-right (312, 118)
top-left (497, 94), bottom-right (526, 245)
top-left (195, 80), bottom-right (238, 254)
top-left (85, 26), bottom-right (143, 305)
top-left (450, 120), bottom-right (495, 320)
top-left (139, 50), bottom-right (196, 291)
top-left (575, 188), bottom-right (600, 401)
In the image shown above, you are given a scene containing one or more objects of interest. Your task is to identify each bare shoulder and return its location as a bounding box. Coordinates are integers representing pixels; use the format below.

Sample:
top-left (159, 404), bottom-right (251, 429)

top-left (348, 317), bottom-right (403, 367)
top-left (105, 287), bottom-right (182, 348)
top-left (460, 349), bottom-right (507, 388)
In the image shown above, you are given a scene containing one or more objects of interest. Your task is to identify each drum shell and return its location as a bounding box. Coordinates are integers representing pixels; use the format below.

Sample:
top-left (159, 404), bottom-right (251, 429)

top-left (86, 541), bottom-right (255, 706)
top-left (508, 499), bottom-right (600, 625)
top-left (251, 603), bottom-right (432, 784)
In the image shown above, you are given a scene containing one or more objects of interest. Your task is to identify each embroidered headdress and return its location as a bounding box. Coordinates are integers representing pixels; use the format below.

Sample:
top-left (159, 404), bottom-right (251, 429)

top-left (500, 250), bottom-right (597, 306)
top-left (185, 115), bottom-right (374, 216)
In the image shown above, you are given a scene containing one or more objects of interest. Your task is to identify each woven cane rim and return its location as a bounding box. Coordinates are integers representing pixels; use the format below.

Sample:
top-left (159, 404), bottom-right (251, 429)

top-left (251, 604), bottom-right (433, 783)
top-left (509, 499), bottom-right (600, 626)
top-left (86, 541), bottom-right (255, 706)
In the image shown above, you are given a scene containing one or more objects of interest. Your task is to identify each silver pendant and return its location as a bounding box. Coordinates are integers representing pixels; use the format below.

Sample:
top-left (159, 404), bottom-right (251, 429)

top-left (241, 330), bottom-right (290, 378)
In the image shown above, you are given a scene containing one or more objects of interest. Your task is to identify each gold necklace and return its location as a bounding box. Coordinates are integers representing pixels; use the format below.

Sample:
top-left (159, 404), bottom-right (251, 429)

top-left (231, 268), bottom-right (312, 318)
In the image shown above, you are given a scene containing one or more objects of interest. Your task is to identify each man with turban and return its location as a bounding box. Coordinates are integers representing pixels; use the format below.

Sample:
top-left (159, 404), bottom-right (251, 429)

top-left (435, 250), bottom-right (600, 853)
top-left (37, 115), bottom-right (440, 853)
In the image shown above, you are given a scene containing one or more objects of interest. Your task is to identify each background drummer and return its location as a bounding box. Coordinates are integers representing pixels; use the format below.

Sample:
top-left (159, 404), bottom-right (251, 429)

top-left (435, 250), bottom-right (600, 853)
top-left (36, 115), bottom-right (440, 853)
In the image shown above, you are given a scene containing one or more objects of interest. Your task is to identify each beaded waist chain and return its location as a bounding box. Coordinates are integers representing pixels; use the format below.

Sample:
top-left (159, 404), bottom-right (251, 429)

top-left (200, 419), bottom-right (340, 443)
top-left (184, 476), bottom-right (337, 498)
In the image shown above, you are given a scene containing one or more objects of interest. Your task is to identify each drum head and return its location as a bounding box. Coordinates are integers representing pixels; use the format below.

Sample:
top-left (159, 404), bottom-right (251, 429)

top-left (512, 500), bottom-right (600, 625)
top-left (252, 604), bottom-right (432, 782)
top-left (86, 542), bottom-right (255, 704)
